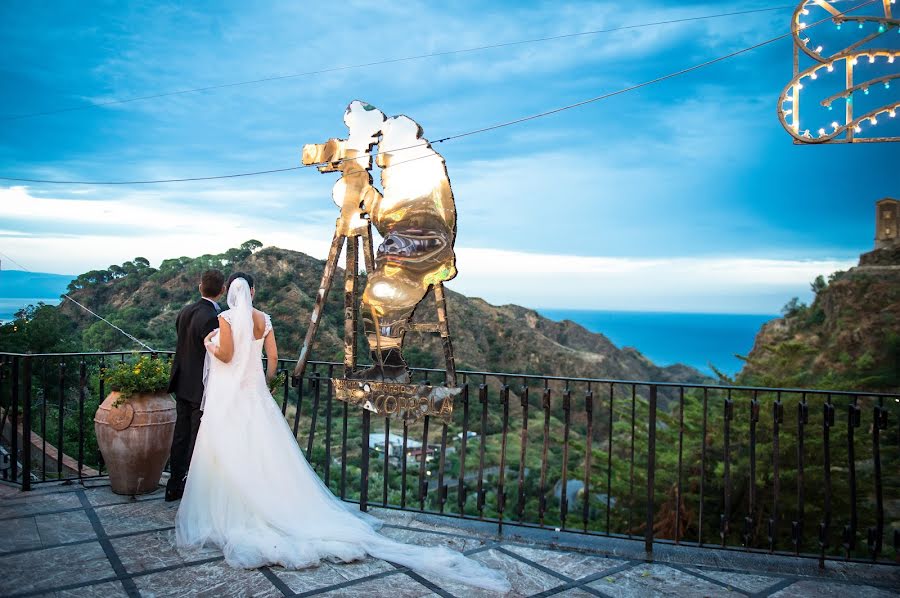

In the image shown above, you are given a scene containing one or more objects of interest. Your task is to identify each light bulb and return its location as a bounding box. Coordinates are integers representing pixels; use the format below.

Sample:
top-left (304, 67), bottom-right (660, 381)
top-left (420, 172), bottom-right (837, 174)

top-left (811, 72), bottom-right (818, 79)
top-left (879, 24), bottom-right (886, 33)
top-left (859, 21), bottom-right (864, 29)
top-left (796, 83), bottom-right (804, 90)
top-left (818, 128), bottom-right (826, 136)
top-left (799, 22), bottom-right (808, 29)
top-left (886, 81), bottom-right (891, 89)
top-left (852, 58), bottom-right (858, 65)
top-left (855, 125), bottom-right (862, 132)
top-left (815, 46), bottom-right (823, 53)
top-left (836, 22), bottom-right (842, 30)
top-left (827, 104), bottom-right (833, 111)
top-left (831, 122), bottom-right (839, 128)
top-left (864, 87), bottom-right (869, 95)
top-left (871, 117), bottom-right (878, 125)
top-left (802, 8), bottom-right (809, 15)
top-left (890, 110), bottom-right (896, 118)
top-left (827, 64), bottom-right (834, 72)
top-left (784, 109), bottom-right (793, 116)
top-left (869, 55), bottom-right (876, 63)
top-left (890, 56), bottom-right (895, 64)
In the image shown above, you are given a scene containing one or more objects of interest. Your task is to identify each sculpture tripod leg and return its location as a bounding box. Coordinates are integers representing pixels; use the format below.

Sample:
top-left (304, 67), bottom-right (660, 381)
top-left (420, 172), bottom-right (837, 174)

top-left (293, 230), bottom-right (345, 383)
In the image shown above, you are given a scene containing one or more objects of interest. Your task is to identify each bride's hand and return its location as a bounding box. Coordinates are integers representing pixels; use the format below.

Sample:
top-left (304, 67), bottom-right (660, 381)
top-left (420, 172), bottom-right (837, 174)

top-left (204, 330), bottom-right (218, 357)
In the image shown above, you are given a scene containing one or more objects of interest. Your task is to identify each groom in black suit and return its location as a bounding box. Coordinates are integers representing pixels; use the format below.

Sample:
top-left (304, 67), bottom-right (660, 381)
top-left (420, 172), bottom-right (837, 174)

top-left (165, 269), bottom-right (225, 502)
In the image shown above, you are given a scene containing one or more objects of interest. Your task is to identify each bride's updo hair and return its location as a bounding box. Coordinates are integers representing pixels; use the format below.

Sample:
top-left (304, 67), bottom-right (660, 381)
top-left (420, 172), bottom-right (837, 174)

top-left (226, 272), bottom-right (254, 290)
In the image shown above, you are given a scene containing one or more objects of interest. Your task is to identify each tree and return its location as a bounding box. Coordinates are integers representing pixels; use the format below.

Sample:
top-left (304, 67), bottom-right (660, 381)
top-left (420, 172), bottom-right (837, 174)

top-left (241, 240), bottom-right (263, 254)
top-left (0, 303), bottom-right (77, 353)
top-left (780, 297), bottom-right (806, 318)
top-left (810, 275), bottom-right (827, 296)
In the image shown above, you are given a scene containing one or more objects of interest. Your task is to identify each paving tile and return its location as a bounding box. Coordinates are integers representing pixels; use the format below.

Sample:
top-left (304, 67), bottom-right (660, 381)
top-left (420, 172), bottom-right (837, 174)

top-left (111, 528), bottom-right (219, 574)
top-left (431, 547), bottom-right (563, 598)
top-left (0, 515), bottom-right (41, 553)
top-left (368, 507), bottom-right (419, 526)
top-left (84, 483), bottom-right (166, 507)
top-left (769, 579), bottom-right (899, 597)
top-left (133, 560), bottom-right (283, 598)
top-left (0, 490), bottom-right (82, 518)
top-left (380, 525), bottom-right (488, 552)
top-left (35, 510), bottom-right (97, 545)
top-left (0, 483), bottom-right (22, 499)
top-left (501, 544), bottom-right (626, 580)
top-left (552, 590), bottom-right (601, 598)
top-left (0, 541), bottom-right (114, 595)
top-left (588, 563), bottom-right (733, 597)
top-left (682, 565), bottom-right (785, 594)
top-left (51, 580), bottom-right (130, 597)
top-left (272, 558), bottom-right (394, 594)
top-left (94, 499), bottom-right (178, 536)
top-left (314, 572), bottom-right (433, 597)
top-left (403, 517), bottom-right (488, 538)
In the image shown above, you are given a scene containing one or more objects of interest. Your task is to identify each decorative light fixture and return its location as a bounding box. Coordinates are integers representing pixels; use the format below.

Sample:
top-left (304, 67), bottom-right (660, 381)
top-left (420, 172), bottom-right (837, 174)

top-left (776, 2), bottom-right (900, 144)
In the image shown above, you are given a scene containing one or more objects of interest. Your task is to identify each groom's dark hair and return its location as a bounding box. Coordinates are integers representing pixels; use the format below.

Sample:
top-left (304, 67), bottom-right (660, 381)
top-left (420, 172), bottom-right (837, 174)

top-left (227, 271), bottom-right (254, 291)
top-left (200, 269), bottom-right (225, 298)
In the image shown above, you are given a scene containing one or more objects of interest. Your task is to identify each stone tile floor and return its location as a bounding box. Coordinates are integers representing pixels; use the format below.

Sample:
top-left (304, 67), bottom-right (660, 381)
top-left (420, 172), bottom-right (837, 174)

top-left (0, 479), bottom-right (898, 597)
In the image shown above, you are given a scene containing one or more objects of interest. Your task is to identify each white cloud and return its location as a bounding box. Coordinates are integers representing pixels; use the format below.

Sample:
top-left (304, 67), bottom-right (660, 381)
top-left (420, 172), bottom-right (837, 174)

top-left (452, 247), bottom-right (855, 313)
top-left (0, 185), bottom-right (335, 272)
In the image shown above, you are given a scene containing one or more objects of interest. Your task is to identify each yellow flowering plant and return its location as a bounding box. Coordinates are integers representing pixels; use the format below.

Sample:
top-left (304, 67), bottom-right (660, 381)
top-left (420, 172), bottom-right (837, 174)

top-left (102, 355), bottom-right (171, 406)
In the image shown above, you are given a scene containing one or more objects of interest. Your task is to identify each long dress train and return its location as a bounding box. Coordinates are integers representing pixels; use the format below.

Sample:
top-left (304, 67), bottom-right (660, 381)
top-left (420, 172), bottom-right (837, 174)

top-left (175, 278), bottom-right (509, 592)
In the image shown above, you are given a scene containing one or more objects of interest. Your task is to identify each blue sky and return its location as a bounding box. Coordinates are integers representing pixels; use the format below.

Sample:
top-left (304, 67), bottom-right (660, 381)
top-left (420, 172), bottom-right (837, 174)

top-left (0, 0), bottom-right (897, 313)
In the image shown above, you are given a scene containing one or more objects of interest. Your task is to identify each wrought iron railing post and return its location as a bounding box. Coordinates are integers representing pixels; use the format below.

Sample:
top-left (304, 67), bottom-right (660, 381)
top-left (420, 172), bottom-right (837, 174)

top-left (843, 397), bottom-right (861, 557)
top-left (745, 392), bottom-right (760, 548)
top-left (497, 383), bottom-right (510, 532)
top-left (583, 387), bottom-right (593, 532)
top-left (10, 355), bottom-right (19, 485)
top-left (360, 408), bottom-right (370, 512)
top-left (721, 390), bottom-right (734, 546)
top-left (870, 400), bottom-right (887, 560)
top-left (819, 395), bottom-right (835, 568)
top-left (22, 356), bottom-right (32, 491)
top-left (560, 386), bottom-right (571, 530)
top-left (78, 359), bottom-right (86, 477)
top-left (644, 385), bottom-right (657, 553)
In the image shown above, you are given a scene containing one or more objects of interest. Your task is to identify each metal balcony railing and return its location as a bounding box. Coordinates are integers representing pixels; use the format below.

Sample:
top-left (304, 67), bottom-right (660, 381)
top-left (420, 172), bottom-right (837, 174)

top-left (1, 351), bottom-right (897, 567)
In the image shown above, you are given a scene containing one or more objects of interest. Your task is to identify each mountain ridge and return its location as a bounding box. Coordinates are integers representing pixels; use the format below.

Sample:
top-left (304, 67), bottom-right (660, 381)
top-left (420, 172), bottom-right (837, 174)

top-left (51, 244), bottom-right (709, 385)
top-left (737, 245), bottom-right (900, 391)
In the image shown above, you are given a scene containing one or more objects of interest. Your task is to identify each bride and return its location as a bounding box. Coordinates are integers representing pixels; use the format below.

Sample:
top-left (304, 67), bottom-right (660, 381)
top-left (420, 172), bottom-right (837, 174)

top-left (175, 273), bottom-right (509, 592)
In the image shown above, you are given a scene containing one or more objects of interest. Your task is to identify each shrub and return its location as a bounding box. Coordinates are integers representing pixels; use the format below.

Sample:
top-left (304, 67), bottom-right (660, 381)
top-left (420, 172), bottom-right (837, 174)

top-left (102, 355), bottom-right (170, 405)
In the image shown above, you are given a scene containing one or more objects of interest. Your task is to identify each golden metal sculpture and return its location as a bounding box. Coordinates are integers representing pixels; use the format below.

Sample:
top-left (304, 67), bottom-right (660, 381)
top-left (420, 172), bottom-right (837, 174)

top-left (777, 0), bottom-right (899, 143)
top-left (293, 101), bottom-right (459, 423)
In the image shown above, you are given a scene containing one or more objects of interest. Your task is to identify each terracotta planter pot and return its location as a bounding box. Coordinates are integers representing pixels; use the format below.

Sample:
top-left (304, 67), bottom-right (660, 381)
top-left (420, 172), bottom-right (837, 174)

top-left (94, 391), bottom-right (176, 495)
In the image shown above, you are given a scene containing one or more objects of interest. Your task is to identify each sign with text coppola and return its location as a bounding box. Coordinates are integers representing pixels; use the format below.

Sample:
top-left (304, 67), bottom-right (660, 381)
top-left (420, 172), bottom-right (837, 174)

top-left (332, 379), bottom-right (459, 424)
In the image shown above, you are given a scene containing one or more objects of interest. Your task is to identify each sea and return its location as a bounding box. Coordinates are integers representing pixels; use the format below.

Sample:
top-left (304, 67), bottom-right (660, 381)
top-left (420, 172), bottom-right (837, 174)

top-left (539, 309), bottom-right (776, 378)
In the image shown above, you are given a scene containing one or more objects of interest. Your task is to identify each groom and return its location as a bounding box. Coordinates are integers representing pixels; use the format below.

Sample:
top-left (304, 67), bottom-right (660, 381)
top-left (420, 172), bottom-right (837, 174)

top-left (165, 269), bottom-right (225, 502)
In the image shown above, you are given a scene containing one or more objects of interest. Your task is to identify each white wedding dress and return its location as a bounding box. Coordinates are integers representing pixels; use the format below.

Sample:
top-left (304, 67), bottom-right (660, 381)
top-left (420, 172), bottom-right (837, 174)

top-left (175, 278), bottom-right (509, 592)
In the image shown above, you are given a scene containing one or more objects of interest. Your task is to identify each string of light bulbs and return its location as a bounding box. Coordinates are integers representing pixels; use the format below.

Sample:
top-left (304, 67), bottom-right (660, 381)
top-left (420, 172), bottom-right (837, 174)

top-left (0, 0), bottom-right (879, 186)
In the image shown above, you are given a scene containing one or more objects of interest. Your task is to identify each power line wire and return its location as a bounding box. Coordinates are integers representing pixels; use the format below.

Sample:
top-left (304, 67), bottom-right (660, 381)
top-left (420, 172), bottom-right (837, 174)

top-left (0, 1), bottom-right (875, 186)
top-left (0, 250), bottom-right (156, 351)
top-left (1, 4), bottom-right (796, 122)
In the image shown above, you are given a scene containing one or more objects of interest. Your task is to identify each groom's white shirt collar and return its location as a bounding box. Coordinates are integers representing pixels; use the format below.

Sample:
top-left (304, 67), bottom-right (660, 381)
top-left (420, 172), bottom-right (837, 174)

top-left (202, 297), bottom-right (221, 312)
